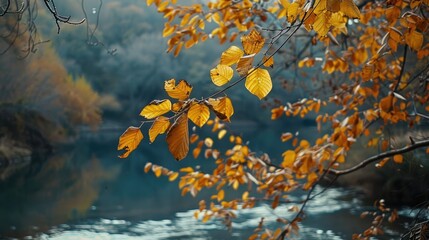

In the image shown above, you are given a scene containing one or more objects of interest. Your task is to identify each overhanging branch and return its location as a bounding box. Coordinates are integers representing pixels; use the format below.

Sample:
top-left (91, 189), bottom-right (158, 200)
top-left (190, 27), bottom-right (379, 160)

top-left (327, 139), bottom-right (429, 176)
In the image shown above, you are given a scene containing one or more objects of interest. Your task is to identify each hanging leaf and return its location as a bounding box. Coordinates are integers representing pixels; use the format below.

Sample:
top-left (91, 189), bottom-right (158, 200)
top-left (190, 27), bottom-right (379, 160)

top-left (207, 97), bottom-right (234, 121)
top-left (118, 126), bottom-right (144, 158)
top-left (262, 55), bottom-right (274, 68)
top-left (166, 113), bottom-right (189, 161)
top-left (188, 103), bottom-right (210, 127)
top-left (140, 99), bottom-right (172, 119)
top-left (237, 54), bottom-right (255, 76)
top-left (149, 116), bottom-right (171, 143)
top-left (241, 29), bottom-right (265, 55)
top-left (220, 46), bottom-right (244, 66)
top-left (210, 65), bottom-right (234, 86)
top-left (164, 79), bottom-right (193, 100)
top-left (313, 11), bottom-right (331, 37)
top-left (405, 30), bottom-right (423, 51)
top-left (281, 150), bottom-right (296, 168)
top-left (245, 68), bottom-right (272, 99)
top-left (393, 154), bottom-right (403, 164)
top-left (340, 0), bottom-right (360, 19)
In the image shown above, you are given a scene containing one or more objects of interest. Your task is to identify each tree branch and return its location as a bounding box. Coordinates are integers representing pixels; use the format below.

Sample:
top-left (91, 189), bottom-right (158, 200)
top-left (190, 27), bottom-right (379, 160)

top-left (327, 139), bottom-right (429, 176)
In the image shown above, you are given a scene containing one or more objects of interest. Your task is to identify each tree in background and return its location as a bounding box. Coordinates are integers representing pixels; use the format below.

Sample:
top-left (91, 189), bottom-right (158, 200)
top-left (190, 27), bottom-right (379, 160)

top-left (117, 0), bottom-right (429, 239)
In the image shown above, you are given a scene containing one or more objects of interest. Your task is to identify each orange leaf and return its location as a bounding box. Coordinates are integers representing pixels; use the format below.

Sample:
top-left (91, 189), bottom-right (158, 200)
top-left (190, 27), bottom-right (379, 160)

top-left (188, 103), bottom-right (210, 127)
top-left (140, 99), bottom-right (171, 119)
top-left (220, 46), bottom-right (244, 66)
top-left (393, 154), bottom-right (403, 164)
top-left (118, 127), bottom-right (143, 158)
top-left (405, 30), bottom-right (423, 51)
top-left (281, 132), bottom-right (293, 142)
top-left (207, 97), bottom-right (234, 121)
top-left (218, 129), bottom-right (227, 139)
top-left (149, 116), bottom-right (171, 143)
top-left (262, 55), bottom-right (274, 68)
top-left (168, 172), bottom-right (179, 181)
top-left (166, 113), bottom-right (189, 161)
top-left (164, 79), bottom-right (193, 100)
top-left (340, 0), bottom-right (360, 18)
top-left (281, 150), bottom-right (296, 168)
top-left (217, 189), bottom-right (225, 201)
top-left (241, 29), bottom-right (265, 55)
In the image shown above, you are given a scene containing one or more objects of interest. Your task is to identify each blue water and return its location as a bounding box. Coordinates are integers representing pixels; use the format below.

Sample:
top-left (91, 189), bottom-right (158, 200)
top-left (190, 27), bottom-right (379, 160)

top-left (0, 129), bottom-right (413, 239)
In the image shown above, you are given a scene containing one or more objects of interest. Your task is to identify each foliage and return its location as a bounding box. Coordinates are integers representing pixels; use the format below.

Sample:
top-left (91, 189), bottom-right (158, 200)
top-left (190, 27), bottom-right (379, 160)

top-left (118, 0), bottom-right (429, 238)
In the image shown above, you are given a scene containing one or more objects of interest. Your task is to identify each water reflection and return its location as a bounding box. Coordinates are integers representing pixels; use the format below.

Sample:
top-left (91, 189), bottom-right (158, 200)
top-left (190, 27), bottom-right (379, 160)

top-left (0, 131), bottom-right (412, 239)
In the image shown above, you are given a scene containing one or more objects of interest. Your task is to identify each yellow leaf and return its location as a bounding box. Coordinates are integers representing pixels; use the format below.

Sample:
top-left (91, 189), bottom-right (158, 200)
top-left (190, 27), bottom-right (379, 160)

top-left (242, 191), bottom-right (249, 201)
top-left (164, 79), bottom-right (193, 100)
top-left (149, 116), bottom-right (171, 143)
top-left (180, 167), bottom-right (194, 173)
top-left (393, 154), bottom-right (403, 164)
top-left (210, 65), bottom-right (234, 86)
top-left (241, 29), bottom-right (265, 55)
top-left (405, 30), bottom-right (423, 51)
top-left (166, 113), bottom-right (189, 161)
top-left (146, 0), bottom-right (155, 6)
top-left (262, 55), bottom-right (274, 68)
top-left (340, 0), bottom-right (360, 19)
top-left (218, 129), bottom-right (227, 139)
top-left (314, 11), bottom-right (331, 37)
top-left (281, 150), bottom-right (296, 168)
top-left (220, 46), bottom-right (244, 66)
top-left (140, 99), bottom-right (172, 119)
top-left (152, 165), bottom-right (162, 177)
top-left (188, 103), bottom-right (210, 127)
top-left (245, 68), bottom-right (272, 99)
top-left (207, 97), bottom-right (234, 121)
top-left (287, 2), bottom-right (300, 22)
top-left (217, 189), bottom-right (225, 201)
top-left (118, 126), bottom-right (143, 158)
top-left (237, 54), bottom-right (255, 76)
top-left (204, 137), bottom-right (213, 148)
top-left (168, 172), bottom-right (179, 181)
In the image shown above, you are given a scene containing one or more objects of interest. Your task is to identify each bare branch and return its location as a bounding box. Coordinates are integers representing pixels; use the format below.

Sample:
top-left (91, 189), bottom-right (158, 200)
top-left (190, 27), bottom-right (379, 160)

top-left (327, 139), bottom-right (429, 176)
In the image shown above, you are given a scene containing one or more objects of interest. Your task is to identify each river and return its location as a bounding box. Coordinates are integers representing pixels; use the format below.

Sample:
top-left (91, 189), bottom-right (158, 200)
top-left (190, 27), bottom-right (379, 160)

top-left (0, 128), bottom-right (417, 239)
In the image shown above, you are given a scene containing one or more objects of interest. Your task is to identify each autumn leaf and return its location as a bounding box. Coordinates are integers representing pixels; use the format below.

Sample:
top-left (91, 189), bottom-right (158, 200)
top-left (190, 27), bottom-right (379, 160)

top-left (188, 103), bottom-right (210, 127)
top-left (118, 126), bottom-right (143, 158)
top-left (207, 96), bottom-right (234, 121)
top-left (140, 99), bottom-right (172, 119)
top-left (149, 116), bottom-right (171, 142)
top-left (405, 30), bottom-right (423, 51)
top-left (241, 29), bottom-right (265, 55)
top-left (393, 154), bottom-right (403, 164)
top-left (164, 79), bottom-right (193, 100)
top-left (166, 113), bottom-right (189, 161)
top-left (281, 150), bottom-right (296, 168)
top-left (210, 64), bottom-right (234, 86)
top-left (245, 68), bottom-right (272, 99)
top-left (220, 46), bottom-right (244, 66)
top-left (262, 55), bottom-right (274, 68)
top-left (314, 11), bottom-right (331, 37)
top-left (340, 0), bottom-right (360, 19)
top-left (237, 54), bottom-right (255, 76)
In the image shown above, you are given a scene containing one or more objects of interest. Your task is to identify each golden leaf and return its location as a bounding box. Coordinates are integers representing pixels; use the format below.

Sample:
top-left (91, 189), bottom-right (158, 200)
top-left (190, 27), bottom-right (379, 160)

top-left (210, 65), bottom-right (234, 86)
top-left (204, 137), bottom-right (214, 148)
top-left (327, 0), bottom-right (340, 12)
top-left (118, 126), bottom-right (143, 158)
top-left (218, 129), bottom-right (227, 139)
top-left (220, 46), bottom-right (244, 66)
top-left (168, 172), bottom-right (179, 181)
top-left (237, 54), bottom-right (255, 76)
top-left (140, 99), bottom-right (172, 119)
top-left (287, 2), bottom-right (300, 22)
top-left (405, 30), bottom-right (423, 51)
top-left (217, 189), bottom-right (225, 201)
top-left (207, 96), bottom-right (234, 121)
top-left (188, 103), bottom-right (210, 127)
top-left (166, 113), bottom-right (189, 161)
top-left (164, 79), bottom-right (193, 100)
top-left (149, 116), bottom-right (171, 143)
top-left (245, 68), bottom-right (272, 99)
top-left (262, 55), bottom-right (274, 68)
top-left (314, 11), bottom-right (331, 37)
top-left (282, 150), bottom-right (296, 168)
top-left (241, 29), bottom-right (265, 55)
top-left (393, 154), bottom-right (403, 164)
top-left (340, 0), bottom-right (360, 18)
